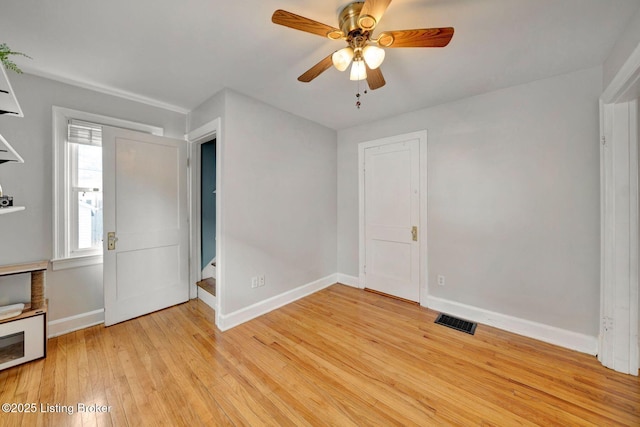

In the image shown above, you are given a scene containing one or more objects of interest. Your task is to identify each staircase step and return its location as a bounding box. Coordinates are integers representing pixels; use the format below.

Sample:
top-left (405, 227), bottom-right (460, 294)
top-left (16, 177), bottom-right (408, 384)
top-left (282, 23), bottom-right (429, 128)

top-left (197, 277), bottom-right (216, 296)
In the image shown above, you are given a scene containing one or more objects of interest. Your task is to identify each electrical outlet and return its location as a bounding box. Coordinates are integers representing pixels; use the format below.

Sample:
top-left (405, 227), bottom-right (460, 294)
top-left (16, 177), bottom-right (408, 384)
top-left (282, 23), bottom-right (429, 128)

top-left (437, 275), bottom-right (445, 286)
top-left (251, 276), bottom-right (258, 288)
top-left (259, 275), bottom-right (265, 287)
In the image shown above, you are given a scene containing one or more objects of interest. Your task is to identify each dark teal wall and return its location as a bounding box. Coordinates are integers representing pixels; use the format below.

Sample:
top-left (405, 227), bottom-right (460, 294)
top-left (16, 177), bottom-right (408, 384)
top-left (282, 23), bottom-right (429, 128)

top-left (201, 139), bottom-right (216, 270)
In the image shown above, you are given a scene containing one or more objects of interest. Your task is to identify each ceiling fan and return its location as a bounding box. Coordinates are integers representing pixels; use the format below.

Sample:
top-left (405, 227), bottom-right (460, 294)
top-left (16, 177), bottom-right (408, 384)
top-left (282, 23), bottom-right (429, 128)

top-left (272, 0), bottom-right (454, 96)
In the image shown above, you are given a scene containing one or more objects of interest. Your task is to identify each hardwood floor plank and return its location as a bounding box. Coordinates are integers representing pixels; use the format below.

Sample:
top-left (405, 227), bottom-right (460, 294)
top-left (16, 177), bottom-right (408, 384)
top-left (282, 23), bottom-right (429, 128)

top-left (1, 284), bottom-right (638, 426)
top-left (265, 306), bottom-right (526, 426)
top-left (256, 321), bottom-right (435, 426)
top-left (92, 325), bottom-right (127, 427)
top-left (142, 310), bottom-right (236, 426)
top-left (322, 286), bottom-right (640, 425)
top-left (106, 324), bottom-right (147, 426)
top-left (80, 327), bottom-right (111, 427)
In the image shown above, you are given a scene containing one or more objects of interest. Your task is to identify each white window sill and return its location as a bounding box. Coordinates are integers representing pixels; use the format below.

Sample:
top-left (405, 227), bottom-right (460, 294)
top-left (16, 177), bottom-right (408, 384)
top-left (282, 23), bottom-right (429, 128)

top-left (51, 254), bottom-right (103, 271)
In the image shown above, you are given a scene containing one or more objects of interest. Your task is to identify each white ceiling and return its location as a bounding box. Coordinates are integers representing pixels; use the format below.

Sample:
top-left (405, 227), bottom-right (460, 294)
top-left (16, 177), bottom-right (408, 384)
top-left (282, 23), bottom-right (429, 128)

top-left (1, 0), bottom-right (639, 130)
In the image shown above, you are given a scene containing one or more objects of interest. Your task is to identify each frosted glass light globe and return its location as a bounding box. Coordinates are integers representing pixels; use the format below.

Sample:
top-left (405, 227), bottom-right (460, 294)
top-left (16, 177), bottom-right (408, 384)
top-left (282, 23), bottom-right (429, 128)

top-left (349, 59), bottom-right (367, 81)
top-left (332, 47), bottom-right (354, 72)
top-left (363, 45), bottom-right (385, 69)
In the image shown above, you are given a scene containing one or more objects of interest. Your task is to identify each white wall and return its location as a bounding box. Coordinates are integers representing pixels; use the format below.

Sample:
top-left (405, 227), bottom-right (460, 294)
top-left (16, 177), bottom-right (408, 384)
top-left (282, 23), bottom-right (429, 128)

top-left (188, 89), bottom-right (225, 133)
top-left (0, 73), bottom-right (186, 326)
top-left (338, 67), bottom-right (602, 337)
top-left (188, 89), bottom-right (337, 318)
top-left (603, 6), bottom-right (640, 91)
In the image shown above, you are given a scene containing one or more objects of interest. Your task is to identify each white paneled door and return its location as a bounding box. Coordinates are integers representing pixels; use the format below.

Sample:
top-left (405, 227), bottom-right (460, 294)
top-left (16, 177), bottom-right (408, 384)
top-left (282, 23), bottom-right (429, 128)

top-left (363, 136), bottom-right (421, 301)
top-left (103, 127), bottom-right (189, 326)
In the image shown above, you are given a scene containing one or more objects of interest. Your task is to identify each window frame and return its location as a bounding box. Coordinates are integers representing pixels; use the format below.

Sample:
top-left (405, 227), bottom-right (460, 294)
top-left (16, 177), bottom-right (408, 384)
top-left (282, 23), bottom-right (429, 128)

top-left (52, 106), bottom-right (163, 271)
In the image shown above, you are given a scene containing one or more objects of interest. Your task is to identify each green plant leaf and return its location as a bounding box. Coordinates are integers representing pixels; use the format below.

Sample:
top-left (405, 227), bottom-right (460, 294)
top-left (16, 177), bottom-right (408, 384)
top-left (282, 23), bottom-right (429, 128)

top-left (0, 43), bottom-right (32, 74)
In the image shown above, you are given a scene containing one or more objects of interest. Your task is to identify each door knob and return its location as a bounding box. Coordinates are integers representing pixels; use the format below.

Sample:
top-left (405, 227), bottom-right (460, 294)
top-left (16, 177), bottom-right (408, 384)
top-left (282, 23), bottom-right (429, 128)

top-left (107, 231), bottom-right (118, 250)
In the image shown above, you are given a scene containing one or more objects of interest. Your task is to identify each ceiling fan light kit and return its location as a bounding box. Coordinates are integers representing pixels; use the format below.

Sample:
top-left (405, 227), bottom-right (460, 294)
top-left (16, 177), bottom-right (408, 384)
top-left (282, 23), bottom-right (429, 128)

top-left (362, 45), bottom-right (384, 69)
top-left (350, 59), bottom-right (367, 81)
top-left (272, 0), bottom-right (454, 108)
top-left (332, 47), bottom-right (354, 72)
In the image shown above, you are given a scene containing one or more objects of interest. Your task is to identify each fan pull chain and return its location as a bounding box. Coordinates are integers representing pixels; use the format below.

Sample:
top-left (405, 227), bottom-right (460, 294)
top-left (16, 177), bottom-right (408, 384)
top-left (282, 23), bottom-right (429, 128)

top-left (355, 81), bottom-right (368, 109)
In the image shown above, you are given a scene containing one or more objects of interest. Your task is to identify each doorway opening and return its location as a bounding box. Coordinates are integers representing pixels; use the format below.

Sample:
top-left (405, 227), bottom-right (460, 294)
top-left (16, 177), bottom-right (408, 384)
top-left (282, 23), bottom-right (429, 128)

top-left (197, 138), bottom-right (217, 302)
top-left (187, 117), bottom-right (222, 323)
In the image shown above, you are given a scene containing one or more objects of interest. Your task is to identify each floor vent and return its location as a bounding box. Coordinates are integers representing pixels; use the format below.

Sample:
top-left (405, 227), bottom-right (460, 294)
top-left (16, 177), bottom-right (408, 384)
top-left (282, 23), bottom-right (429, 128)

top-left (434, 313), bottom-right (477, 335)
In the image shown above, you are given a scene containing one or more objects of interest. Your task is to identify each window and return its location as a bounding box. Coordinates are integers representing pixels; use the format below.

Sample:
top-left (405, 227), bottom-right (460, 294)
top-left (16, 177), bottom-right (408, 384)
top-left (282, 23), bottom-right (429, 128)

top-left (68, 120), bottom-right (103, 255)
top-left (52, 107), bottom-right (163, 270)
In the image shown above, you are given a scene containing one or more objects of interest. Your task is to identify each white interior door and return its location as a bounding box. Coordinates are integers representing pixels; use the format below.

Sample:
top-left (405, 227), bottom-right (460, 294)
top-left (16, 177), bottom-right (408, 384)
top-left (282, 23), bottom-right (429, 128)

top-left (103, 127), bottom-right (189, 326)
top-left (363, 137), bottom-right (420, 301)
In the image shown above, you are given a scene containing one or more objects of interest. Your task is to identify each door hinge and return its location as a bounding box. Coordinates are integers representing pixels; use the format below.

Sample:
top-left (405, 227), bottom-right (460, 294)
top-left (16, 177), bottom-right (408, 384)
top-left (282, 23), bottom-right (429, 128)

top-left (601, 136), bottom-right (606, 146)
top-left (187, 157), bottom-right (190, 167)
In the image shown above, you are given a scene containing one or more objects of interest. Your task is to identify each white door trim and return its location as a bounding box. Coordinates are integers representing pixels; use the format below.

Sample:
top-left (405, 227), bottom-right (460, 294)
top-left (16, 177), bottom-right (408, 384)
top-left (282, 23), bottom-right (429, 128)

top-left (599, 41), bottom-right (640, 375)
top-left (186, 117), bottom-right (223, 326)
top-left (602, 41), bottom-right (640, 105)
top-left (358, 131), bottom-right (428, 305)
top-left (599, 100), bottom-right (639, 375)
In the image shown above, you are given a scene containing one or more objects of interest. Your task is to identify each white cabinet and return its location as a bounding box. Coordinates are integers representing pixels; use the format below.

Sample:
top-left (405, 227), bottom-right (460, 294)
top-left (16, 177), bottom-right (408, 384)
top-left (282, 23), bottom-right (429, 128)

top-left (0, 261), bottom-right (48, 370)
top-left (0, 313), bottom-right (46, 370)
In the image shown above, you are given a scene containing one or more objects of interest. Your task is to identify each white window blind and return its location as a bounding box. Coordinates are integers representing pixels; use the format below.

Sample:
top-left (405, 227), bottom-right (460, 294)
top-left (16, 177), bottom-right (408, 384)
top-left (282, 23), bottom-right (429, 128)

top-left (68, 119), bottom-right (102, 147)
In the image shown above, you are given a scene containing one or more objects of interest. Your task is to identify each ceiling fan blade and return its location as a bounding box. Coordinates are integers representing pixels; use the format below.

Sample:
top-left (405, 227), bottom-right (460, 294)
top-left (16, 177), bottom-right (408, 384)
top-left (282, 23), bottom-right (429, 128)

top-left (378, 27), bottom-right (454, 48)
top-left (358, 0), bottom-right (392, 30)
top-left (298, 54), bottom-right (334, 83)
top-left (366, 65), bottom-right (386, 90)
top-left (272, 10), bottom-right (343, 39)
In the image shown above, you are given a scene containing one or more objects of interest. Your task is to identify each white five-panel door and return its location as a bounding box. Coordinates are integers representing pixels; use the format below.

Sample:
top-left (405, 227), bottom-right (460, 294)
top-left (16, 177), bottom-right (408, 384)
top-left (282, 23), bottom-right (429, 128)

top-left (363, 136), bottom-right (421, 302)
top-left (102, 127), bottom-right (189, 326)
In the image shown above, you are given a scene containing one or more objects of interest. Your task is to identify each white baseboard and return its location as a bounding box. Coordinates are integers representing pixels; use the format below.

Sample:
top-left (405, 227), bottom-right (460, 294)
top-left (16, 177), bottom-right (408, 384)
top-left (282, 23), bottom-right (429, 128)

top-left (43, 277), bottom-right (598, 358)
top-left (197, 286), bottom-right (217, 311)
top-left (48, 309), bottom-right (104, 338)
top-left (336, 273), bottom-right (360, 288)
top-left (217, 274), bottom-right (337, 331)
top-left (425, 295), bottom-right (598, 355)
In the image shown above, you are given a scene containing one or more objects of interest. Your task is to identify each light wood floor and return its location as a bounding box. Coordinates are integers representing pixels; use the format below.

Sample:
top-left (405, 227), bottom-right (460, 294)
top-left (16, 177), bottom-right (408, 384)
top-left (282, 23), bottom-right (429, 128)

top-left (1, 284), bottom-right (639, 426)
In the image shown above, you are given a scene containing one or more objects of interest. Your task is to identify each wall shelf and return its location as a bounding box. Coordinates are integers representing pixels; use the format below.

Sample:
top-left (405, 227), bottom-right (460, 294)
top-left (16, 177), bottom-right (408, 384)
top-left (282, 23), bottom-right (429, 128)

top-left (0, 206), bottom-right (25, 215)
top-left (0, 303), bottom-right (46, 326)
top-left (0, 63), bottom-right (23, 117)
top-left (0, 62), bottom-right (25, 166)
top-left (0, 133), bottom-right (24, 164)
